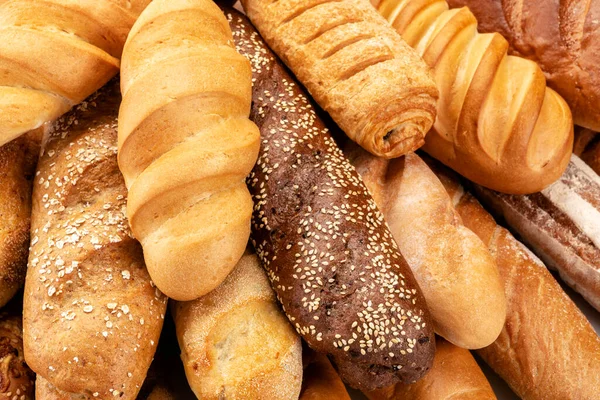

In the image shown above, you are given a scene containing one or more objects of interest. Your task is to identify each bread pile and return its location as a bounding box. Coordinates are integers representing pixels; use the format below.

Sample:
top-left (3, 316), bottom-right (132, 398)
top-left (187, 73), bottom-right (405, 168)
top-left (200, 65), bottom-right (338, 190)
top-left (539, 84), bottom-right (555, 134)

top-left (0, 0), bottom-right (598, 399)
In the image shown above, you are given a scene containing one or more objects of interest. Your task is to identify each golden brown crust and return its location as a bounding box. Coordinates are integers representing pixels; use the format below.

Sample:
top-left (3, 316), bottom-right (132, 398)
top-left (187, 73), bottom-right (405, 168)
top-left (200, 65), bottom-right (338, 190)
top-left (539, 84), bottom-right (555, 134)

top-left (427, 156), bottom-right (600, 400)
top-left (0, 315), bottom-right (34, 400)
top-left (172, 250), bottom-right (302, 400)
top-left (118, 0), bottom-right (260, 301)
top-left (447, 0), bottom-right (600, 131)
top-left (365, 337), bottom-right (496, 400)
top-left (240, 0), bottom-right (438, 158)
top-left (378, 0), bottom-right (573, 194)
top-left (300, 351), bottom-right (350, 400)
top-left (24, 81), bottom-right (167, 400)
top-left (348, 147), bottom-right (505, 349)
top-left (0, 0), bottom-right (151, 146)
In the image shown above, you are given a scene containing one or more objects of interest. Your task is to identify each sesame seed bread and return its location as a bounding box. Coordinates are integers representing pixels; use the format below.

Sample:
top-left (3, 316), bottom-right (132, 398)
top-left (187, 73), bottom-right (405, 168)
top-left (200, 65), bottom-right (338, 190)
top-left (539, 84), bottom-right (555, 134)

top-left (347, 148), bottom-right (506, 349)
top-left (172, 249), bottom-right (303, 400)
top-left (0, 0), bottom-right (152, 147)
top-left (23, 80), bottom-right (167, 400)
top-left (365, 337), bottom-right (496, 400)
top-left (428, 156), bottom-right (600, 400)
top-left (377, 0), bottom-right (573, 194)
top-left (226, 8), bottom-right (435, 391)
top-left (239, 0), bottom-right (438, 159)
top-left (0, 313), bottom-right (35, 400)
top-left (300, 349), bottom-right (350, 400)
top-left (117, 0), bottom-right (260, 301)
top-left (0, 129), bottom-right (41, 308)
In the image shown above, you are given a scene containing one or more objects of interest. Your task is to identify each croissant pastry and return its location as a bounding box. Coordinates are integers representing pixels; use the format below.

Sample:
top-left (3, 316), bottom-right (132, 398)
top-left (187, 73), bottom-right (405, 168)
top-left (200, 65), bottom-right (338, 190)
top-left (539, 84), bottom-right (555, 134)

top-left (118, 0), bottom-right (260, 300)
top-left (377, 0), bottom-right (574, 194)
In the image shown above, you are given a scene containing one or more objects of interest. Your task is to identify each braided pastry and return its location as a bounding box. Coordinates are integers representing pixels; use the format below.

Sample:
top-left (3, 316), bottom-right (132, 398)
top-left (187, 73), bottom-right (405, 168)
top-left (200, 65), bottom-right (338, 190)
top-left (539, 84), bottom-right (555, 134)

top-left (378, 0), bottom-right (574, 194)
top-left (0, 0), bottom-right (151, 146)
top-left (118, 0), bottom-right (260, 301)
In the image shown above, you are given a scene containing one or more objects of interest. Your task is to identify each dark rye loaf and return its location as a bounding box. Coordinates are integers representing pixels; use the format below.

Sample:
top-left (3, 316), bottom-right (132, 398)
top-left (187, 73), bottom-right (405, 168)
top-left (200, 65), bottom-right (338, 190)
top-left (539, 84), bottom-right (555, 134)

top-left (225, 8), bottom-right (435, 391)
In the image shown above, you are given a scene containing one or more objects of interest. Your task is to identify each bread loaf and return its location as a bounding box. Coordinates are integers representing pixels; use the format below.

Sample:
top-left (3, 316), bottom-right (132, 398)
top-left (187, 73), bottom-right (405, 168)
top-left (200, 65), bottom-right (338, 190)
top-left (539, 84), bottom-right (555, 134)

top-left (447, 0), bottom-right (600, 131)
top-left (471, 154), bottom-right (600, 311)
top-left (23, 80), bottom-right (167, 399)
top-left (574, 127), bottom-right (600, 175)
top-left (0, 129), bottom-right (41, 308)
top-left (226, 8), bottom-right (435, 391)
top-left (428, 157), bottom-right (600, 400)
top-left (239, 0), bottom-right (438, 158)
top-left (377, 0), bottom-right (573, 194)
top-left (172, 249), bottom-right (303, 400)
top-left (0, 0), bottom-right (151, 146)
top-left (0, 313), bottom-right (34, 400)
top-left (300, 349), bottom-right (350, 400)
top-left (347, 148), bottom-right (505, 349)
top-left (118, 0), bottom-right (260, 301)
top-left (365, 337), bottom-right (496, 400)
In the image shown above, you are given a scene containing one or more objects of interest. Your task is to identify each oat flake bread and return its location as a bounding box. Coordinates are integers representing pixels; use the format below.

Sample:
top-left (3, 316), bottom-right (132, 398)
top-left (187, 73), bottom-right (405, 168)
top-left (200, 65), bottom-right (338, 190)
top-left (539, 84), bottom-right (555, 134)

top-left (118, 0), bottom-right (260, 300)
top-left (239, 0), bottom-right (439, 158)
top-left (447, 0), bottom-right (600, 131)
top-left (376, 0), bottom-right (574, 194)
top-left (23, 81), bottom-right (167, 399)
top-left (226, 7), bottom-right (435, 391)
top-left (0, 0), bottom-right (151, 147)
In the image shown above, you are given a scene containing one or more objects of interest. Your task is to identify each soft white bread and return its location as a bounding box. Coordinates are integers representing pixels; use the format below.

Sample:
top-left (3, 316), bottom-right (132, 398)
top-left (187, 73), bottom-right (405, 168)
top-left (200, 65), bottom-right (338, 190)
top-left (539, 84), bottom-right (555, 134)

top-left (348, 148), bottom-right (505, 349)
top-left (0, 0), bottom-right (151, 146)
top-left (365, 337), bottom-right (496, 400)
top-left (118, 0), bottom-right (260, 301)
top-left (172, 249), bottom-right (302, 399)
top-left (377, 0), bottom-right (573, 194)
top-left (428, 157), bottom-right (600, 400)
top-left (24, 81), bottom-right (167, 400)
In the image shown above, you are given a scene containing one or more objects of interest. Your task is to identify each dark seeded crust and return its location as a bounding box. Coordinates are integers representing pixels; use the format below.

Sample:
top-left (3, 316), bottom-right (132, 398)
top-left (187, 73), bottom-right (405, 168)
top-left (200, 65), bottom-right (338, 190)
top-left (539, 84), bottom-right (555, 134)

top-left (225, 8), bottom-right (435, 391)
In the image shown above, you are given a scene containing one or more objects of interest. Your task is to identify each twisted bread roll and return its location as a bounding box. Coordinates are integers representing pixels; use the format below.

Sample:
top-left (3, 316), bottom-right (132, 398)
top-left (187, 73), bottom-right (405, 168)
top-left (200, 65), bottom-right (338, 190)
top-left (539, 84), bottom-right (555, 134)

top-left (377, 0), bottom-right (574, 194)
top-left (118, 0), bottom-right (260, 300)
top-left (240, 0), bottom-right (438, 158)
top-left (0, 0), bottom-right (151, 147)
top-left (0, 313), bottom-right (34, 400)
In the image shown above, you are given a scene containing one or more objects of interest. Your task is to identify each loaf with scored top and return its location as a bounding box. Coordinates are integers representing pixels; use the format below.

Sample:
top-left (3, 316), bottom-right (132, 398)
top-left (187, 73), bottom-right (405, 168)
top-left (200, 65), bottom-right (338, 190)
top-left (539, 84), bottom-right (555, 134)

top-left (23, 80), bottom-right (167, 400)
top-left (0, 0), bottom-right (151, 146)
top-left (377, 0), bottom-right (573, 194)
top-left (240, 0), bottom-right (438, 158)
top-left (118, 0), bottom-right (260, 301)
top-left (226, 7), bottom-right (435, 391)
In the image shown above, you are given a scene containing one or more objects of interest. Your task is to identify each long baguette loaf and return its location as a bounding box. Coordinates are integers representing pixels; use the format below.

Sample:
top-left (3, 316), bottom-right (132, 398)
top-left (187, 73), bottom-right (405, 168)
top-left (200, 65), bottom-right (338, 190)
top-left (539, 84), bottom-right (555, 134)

top-left (427, 157), bottom-right (600, 400)
top-left (446, 0), bottom-right (600, 131)
top-left (0, 0), bottom-right (151, 146)
top-left (365, 337), bottom-right (496, 400)
top-left (376, 0), bottom-right (573, 194)
top-left (300, 349), bottom-right (350, 400)
top-left (23, 80), bottom-right (167, 399)
top-left (239, 0), bottom-right (438, 158)
top-left (118, 0), bottom-right (260, 301)
top-left (226, 8), bottom-right (435, 391)
top-left (348, 148), bottom-right (505, 349)
top-left (172, 249), bottom-right (303, 400)
top-left (472, 155), bottom-right (600, 311)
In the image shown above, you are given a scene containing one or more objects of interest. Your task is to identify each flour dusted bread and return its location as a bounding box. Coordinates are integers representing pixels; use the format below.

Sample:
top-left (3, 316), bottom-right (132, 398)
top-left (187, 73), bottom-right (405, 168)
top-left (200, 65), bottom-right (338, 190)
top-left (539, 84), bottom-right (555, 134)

top-left (447, 0), bottom-right (600, 131)
top-left (239, 0), bottom-right (438, 158)
top-left (226, 8), bottom-right (435, 391)
top-left (173, 249), bottom-right (302, 400)
top-left (377, 0), bottom-right (573, 194)
top-left (118, 0), bottom-right (260, 301)
top-left (0, 0), bottom-right (151, 146)
top-left (348, 148), bottom-right (505, 349)
top-left (24, 81), bottom-right (166, 399)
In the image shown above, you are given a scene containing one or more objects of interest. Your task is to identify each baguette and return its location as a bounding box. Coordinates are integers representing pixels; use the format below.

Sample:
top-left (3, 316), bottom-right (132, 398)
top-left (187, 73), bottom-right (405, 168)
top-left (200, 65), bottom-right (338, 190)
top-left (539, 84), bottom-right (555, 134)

top-left (23, 80), bottom-right (167, 400)
top-left (0, 0), bottom-right (151, 146)
top-left (239, 0), bottom-right (438, 158)
top-left (427, 156), bottom-right (600, 400)
top-left (300, 349), bottom-right (350, 400)
top-left (348, 148), bottom-right (505, 349)
top-left (447, 0), bottom-right (600, 131)
top-left (118, 0), bottom-right (260, 301)
top-left (226, 8), bottom-right (435, 391)
top-left (377, 0), bottom-right (573, 194)
top-left (365, 337), bottom-right (496, 400)
top-left (172, 249), bottom-right (303, 400)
